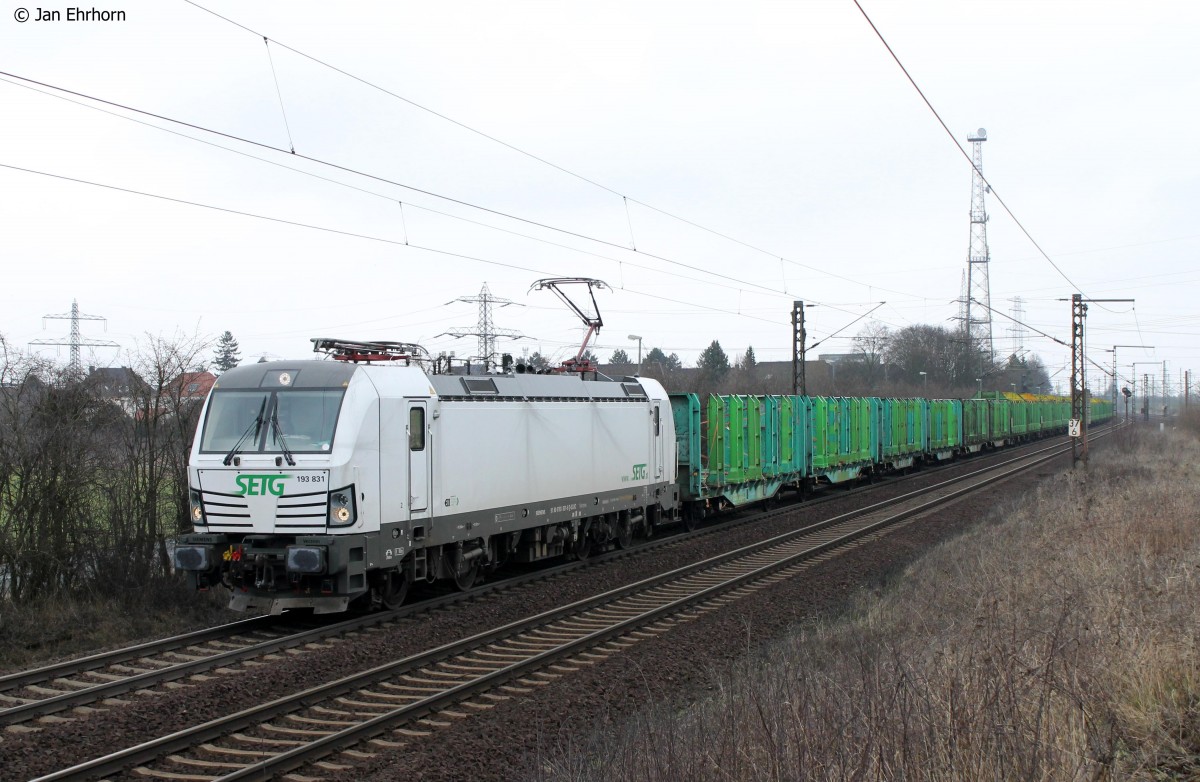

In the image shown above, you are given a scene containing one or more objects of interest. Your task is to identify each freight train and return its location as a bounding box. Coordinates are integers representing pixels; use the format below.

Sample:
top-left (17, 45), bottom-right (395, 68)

top-left (173, 338), bottom-right (1113, 614)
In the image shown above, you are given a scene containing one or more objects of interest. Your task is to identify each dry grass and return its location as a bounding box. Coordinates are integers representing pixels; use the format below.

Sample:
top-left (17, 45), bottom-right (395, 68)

top-left (537, 427), bottom-right (1200, 781)
top-left (1179, 408), bottom-right (1200, 437)
top-left (0, 578), bottom-right (232, 672)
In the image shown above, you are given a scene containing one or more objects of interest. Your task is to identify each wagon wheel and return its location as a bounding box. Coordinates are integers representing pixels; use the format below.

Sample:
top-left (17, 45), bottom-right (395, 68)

top-left (380, 569), bottom-right (410, 610)
top-left (448, 550), bottom-right (479, 591)
top-left (615, 517), bottom-right (634, 549)
top-left (571, 531), bottom-right (592, 561)
top-left (683, 504), bottom-right (701, 532)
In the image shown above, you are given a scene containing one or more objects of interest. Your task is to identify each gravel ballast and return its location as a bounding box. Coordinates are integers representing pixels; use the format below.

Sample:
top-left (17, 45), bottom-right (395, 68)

top-left (0, 441), bottom-right (1083, 780)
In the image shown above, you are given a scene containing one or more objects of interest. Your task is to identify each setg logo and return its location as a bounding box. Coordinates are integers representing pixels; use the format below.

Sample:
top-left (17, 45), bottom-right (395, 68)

top-left (631, 463), bottom-right (647, 480)
top-left (235, 474), bottom-right (290, 497)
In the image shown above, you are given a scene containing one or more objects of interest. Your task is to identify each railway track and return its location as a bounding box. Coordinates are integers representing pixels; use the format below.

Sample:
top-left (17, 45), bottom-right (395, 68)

top-left (33, 435), bottom-right (1093, 781)
top-left (0, 432), bottom-right (1079, 730)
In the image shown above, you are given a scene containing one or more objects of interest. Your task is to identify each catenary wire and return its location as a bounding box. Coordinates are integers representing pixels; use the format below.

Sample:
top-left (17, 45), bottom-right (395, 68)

top-left (850, 0), bottom-right (1098, 306)
top-left (0, 161), bottom-right (788, 329)
top-left (0, 69), bottom-right (836, 305)
top-left (0, 73), bottom-right (891, 323)
top-left (180, 0), bottom-right (927, 300)
top-left (0, 75), bottom-right (764, 304)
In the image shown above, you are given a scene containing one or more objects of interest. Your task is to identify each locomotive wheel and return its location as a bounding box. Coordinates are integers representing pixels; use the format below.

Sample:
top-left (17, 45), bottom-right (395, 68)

top-left (451, 554), bottom-right (479, 591)
top-left (571, 533), bottom-right (592, 561)
top-left (615, 517), bottom-right (634, 549)
top-left (381, 569), bottom-right (410, 610)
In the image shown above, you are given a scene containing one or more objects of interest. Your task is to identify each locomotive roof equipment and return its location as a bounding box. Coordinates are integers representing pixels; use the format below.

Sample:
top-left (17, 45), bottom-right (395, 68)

top-left (529, 277), bottom-right (608, 373)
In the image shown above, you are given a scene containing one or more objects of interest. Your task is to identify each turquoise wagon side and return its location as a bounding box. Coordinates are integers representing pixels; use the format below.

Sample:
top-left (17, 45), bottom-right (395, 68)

top-left (878, 398), bottom-right (924, 468)
top-left (669, 393), bottom-right (808, 509)
top-left (811, 396), bottom-right (874, 484)
top-left (927, 399), bottom-right (962, 458)
top-left (962, 398), bottom-right (991, 448)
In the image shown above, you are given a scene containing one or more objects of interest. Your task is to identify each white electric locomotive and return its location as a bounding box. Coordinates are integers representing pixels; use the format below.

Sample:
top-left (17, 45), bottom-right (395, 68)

top-left (173, 339), bottom-right (679, 614)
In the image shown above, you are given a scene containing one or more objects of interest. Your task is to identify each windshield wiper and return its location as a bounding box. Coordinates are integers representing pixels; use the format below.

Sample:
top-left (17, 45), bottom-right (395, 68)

top-left (223, 398), bottom-right (267, 466)
top-left (270, 410), bottom-right (296, 467)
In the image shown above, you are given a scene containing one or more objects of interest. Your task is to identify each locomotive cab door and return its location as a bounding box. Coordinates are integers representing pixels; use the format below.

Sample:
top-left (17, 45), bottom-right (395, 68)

top-left (407, 401), bottom-right (430, 518)
top-left (653, 402), bottom-right (665, 480)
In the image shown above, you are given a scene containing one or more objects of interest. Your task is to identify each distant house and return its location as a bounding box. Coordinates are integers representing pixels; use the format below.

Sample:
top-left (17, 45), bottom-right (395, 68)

top-left (87, 366), bottom-right (148, 415)
top-left (170, 371), bottom-right (217, 402)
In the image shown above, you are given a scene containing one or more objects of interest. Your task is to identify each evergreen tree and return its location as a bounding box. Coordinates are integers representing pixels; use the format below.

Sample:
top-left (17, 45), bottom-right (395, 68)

top-left (739, 346), bottom-right (757, 371)
top-left (644, 347), bottom-right (681, 373)
top-left (213, 331), bottom-right (241, 373)
top-left (609, 349), bottom-right (631, 365)
top-left (697, 340), bottom-right (731, 380)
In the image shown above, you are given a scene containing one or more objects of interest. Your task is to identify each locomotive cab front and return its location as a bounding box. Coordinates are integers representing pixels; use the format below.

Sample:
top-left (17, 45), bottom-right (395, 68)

top-left (174, 360), bottom-right (385, 614)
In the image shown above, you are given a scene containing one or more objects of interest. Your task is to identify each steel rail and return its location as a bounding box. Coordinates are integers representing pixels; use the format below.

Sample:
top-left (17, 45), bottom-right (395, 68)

top-left (35, 435), bottom-right (1092, 782)
top-left (0, 425), bottom-right (1064, 694)
top-left (0, 615), bottom-right (278, 692)
top-left (218, 440), bottom-right (1093, 781)
top-left (3, 431), bottom-right (1081, 730)
top-left (2, 432), bottom-right (1046, 724)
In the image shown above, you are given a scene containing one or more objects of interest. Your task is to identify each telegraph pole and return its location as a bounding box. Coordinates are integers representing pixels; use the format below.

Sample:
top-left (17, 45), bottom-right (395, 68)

top-left (791, 300), bottom-right (806, 396)
top-left (1110, 345), bottom-right (1153, 424)
top-left (1067, 295), bottom-right (1134, 465)
top-left (1162, 361), bottom-right (1169, 418)
top-left (1070, 295), bottom-right (1086, 464)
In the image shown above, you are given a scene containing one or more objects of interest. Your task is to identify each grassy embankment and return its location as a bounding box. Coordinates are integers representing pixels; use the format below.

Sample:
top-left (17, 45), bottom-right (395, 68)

top-left (0, 582), bottom-right (231, 673)
top-left (541, 417), bottom-right (1200, 781)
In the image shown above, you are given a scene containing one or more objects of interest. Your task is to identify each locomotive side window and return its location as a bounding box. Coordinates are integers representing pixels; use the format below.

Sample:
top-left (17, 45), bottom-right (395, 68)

top-left (409, 407), bottom-right (425, 451)
top-left (654, 406), bottom-right (660, 435)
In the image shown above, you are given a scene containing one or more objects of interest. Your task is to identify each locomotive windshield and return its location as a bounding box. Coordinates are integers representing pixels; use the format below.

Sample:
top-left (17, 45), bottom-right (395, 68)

top-left (200, 388), bottom-right (345, 454)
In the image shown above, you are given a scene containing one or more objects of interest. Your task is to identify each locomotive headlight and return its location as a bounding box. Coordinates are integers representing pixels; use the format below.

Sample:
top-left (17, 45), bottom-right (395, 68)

top-left (174, 544), bottom-right (213, 571)
top-left (286, 545), bottom-right (326, 574)
top-left (189, 488), bottom-right (205, 525)
top-left (327, 485), bottom-right (357, 527)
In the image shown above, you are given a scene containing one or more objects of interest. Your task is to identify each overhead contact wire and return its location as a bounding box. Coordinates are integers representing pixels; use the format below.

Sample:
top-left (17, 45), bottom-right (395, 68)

top-left (0, 161), bottom-right (783, 327)
top-left (181, 0), bottom-right (928, 301)
top-left (0, 69), bottom-right (803, 303)
top-left (851, 0), bottom-right (1092, 303)
top-left (1, 72), bottom-right (767, 301)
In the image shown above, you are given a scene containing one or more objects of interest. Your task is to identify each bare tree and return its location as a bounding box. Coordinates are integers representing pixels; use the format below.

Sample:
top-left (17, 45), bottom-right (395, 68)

top-left (0, 331), bottom-right (210, 604)
top-left (852, 322), bottom-right (891, 390)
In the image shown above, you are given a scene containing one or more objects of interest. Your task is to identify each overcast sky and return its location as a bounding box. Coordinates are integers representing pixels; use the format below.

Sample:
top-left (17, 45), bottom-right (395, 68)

top-left (3, 1), bottom-right (1197, 394)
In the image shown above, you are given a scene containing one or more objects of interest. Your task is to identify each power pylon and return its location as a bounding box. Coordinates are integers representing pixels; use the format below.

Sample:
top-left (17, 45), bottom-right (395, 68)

top-left (961, 128), bottom-right (994, 363)
top-left (440, 283), bottom-right (524, 371)
top-left (29, 299), bottom-right (119, 376)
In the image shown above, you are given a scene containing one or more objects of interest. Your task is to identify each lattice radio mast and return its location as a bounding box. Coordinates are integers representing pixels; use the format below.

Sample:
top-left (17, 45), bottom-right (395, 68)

top-left (29, 299), bottom-right (119, 376)
top-left (963, 128), bottom-right (994, 361)
top-left (440, 283), bottom-right (524, 371)
top-left (1008, 295), bottom-right (1027, 357)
